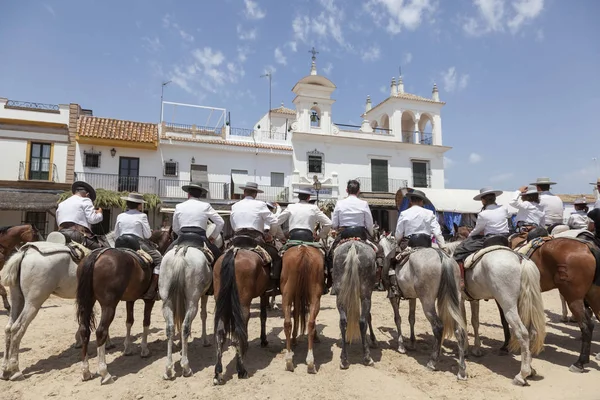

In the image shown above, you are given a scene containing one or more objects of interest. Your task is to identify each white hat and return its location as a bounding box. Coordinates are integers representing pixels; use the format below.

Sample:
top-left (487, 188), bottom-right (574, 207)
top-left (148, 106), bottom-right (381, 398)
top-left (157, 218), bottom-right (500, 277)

top-left (473, 187), bottom-right (503, 201)
top-left (519, 186), bottom-right (539, 197)
top-left (589, 178), bottom-right (600, 186)
top-left (120, 192), bottom-right (146, 204)
top-left (294, 188), bottom-right (313, 196)
top-left (239, 181), bottom-right (264, 193)
top-left (573, 197), bottom-right (588, 205)
top-left (530, 177), bottom-right (556, 186)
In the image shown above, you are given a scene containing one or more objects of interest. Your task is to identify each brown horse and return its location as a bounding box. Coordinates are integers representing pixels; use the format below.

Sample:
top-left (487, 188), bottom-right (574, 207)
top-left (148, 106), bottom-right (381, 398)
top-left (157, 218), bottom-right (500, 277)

top-left (0, 224), bottom-right (40, 310)
top-left (212, 248), bottom-right (272, 385)
top-left (76, 248), bottom-right (156, 384)
top-left (281, 245), bottom-right (324, 374)
top-left (150, 228), bottom-right (173, 255)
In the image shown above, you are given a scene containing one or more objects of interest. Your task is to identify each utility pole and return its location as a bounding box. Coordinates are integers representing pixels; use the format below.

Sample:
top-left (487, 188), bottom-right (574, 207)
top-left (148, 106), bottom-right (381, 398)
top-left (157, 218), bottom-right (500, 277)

top-left (260, 72), bottom-right (272, 134)
top-left (160, 80), bottom-right (171, 123)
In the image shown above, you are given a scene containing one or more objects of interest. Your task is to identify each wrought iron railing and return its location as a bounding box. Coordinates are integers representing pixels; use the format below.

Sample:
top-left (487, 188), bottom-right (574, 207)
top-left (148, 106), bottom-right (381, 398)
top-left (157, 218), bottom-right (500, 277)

top-left (412, 172), bottom-right (431, 188)
top-left (421, 132), bottom-right (433, 145)
top-left (256, 186), bottom-right (289, 202)
top-left (402, 130), bottom-right (433, 145)
top-left (74, 172), bottom-right (157, 194)
top-left (357, 177), bottom-right (408, 193)
top-left (335, 123), bottom-right (392, 135)
top-left (5, 100), bottom-right (60, 113)
top-left (158, 179), bottom-right (229, 200)
top-left (163, 122), bottom-right (222, 136)
top-left (229, 127), bottom-right (253, 137)
top-left (18, 161), bottom-right (59, 182)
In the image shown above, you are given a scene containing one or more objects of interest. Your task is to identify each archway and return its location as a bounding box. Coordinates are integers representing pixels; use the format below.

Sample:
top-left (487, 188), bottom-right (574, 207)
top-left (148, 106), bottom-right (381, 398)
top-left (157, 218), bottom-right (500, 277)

top-left (401, 111), bottom-right (416, 143)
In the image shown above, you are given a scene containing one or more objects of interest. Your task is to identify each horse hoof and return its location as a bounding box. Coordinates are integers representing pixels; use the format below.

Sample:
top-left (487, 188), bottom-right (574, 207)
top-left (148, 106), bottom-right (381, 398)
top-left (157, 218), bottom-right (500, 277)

top-left (182, 367), bottom-right (193, 378)
top-left (369, 340), bottom-right (379, 349)
top-left (123, 347), bottom-right (133, 357)
top-left (426, 361), bottom-right (437, 371)
top-left (569, 364), bottom-right (585, 373)
top-left (340, 360), bottom-right (350, 370)
top-left (213, 374), bottom-right (224, 386)
top-left (457, 371), bottom-right (468, 381)
top-left (100, 374), bottom-right (114, 385)
top-left (560, 316), bottom-right (569, 323)
top-left (285, 359), bottom-right (294, 372)
top-left (471, 348), bottom-right (483, 358)
top-left (529, 368), bottom-right (537, 378)
top-left (307, 363), bottom-right (316, 374)
top-left (512, 376), bottom-right (528, 386)
top-left (163, 368), bottom-right (175, 381)
top-left (140, 348), bottom-right (151, 358)
top-left (238, 370), bottom-right (248, 379)
top-left (397, 345), bottom-right (407, 354)
top-left (9, 371), bottom-right (23, 381)
top-left (364, 357), bottom-right (374, 367)
top-left (260, 340), bottom-right (269, 348)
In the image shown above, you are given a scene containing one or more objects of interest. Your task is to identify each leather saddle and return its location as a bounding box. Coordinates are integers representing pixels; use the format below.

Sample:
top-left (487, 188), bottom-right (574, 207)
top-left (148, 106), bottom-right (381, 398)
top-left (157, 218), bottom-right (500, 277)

top-left (114, 234), bottom-right (152, 268)
top-left (231, 235), bottom-right (259, 249)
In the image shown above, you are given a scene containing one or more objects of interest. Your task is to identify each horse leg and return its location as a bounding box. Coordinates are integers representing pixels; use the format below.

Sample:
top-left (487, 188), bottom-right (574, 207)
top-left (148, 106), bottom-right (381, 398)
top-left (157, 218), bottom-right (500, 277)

top-left (367, 312), bottom-right (378, 348)
top-left (568, 299), bottom-right (593, 373)
top-left (213, 319), bottom-right (226, 385)
top-left (338, 306), bottom-right (350, 369)
top-left (496, 300), bottom-right (510, 355)
top-left (270, 293), bottom-right (279, 310)
top-left (180, 296), bottom-right (199, 378)
top-left (283, 289), bottom-right (294, 372)
top-left (408, 298), bottom-right (417, 350)
top-left (162, 297), bottom-right (175, 380)
top-left (4, 301), bottom-right (41, 381)
top-left (96, 304), bottom-right (117, 385)
top-left (503, 308), bottom-right (532, 386)
top-left (360, 297), bottom-right (374, 366)
top-left (235, 310), bottom-right (251, 379)
top-left (1, 289), bottom-right (24, 380)
top-left (123, 301), bottom-right (135, 356)
top-left (306, 295), bottom-right (320, 374)
top-left (200, 295), bottom-right (210, 347)
top-left (390, 297), bottom-right (406, 353)
top-left (0, 284), bottom-right (10, 311)
top-left (421, 299), bottom-right (443, 371)
top-left (260, 294), bottom-right (269, 347)
top-left (455, 309), bottom-right (468, 381)
top-left (140, 300), bottom-right (155, 358)
top-left (470, 300), bottom-right (483, 357)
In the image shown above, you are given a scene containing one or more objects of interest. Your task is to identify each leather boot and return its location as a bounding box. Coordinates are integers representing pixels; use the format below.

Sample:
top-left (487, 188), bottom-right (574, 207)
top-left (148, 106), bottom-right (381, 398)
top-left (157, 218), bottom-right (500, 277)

top-left (387, 273), bottom-right (400, 299)
top-left (142, 274), bottom-right (159, 300)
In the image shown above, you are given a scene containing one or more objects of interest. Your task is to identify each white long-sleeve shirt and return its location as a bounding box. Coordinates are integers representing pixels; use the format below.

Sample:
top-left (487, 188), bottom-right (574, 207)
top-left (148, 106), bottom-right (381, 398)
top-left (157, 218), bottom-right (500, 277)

top-left (469, 204), bottom-right (510, 237)
top-left (539, 191), bottom-right (564, 225)
top-left (56, 195), bottom-right (103, 230)
top-left (331, 195), bottom-right (374, 236)
top-left (277, 201), bottom-right (332, 239)
top-left (114, 210), bottom-right (152, 239)
top-left (509, 191), bottom-right (546, 226)
top-left (231, 196), bottom-right (278, 233)
top-left (568, 211), bottom-right (589, 230)
top-left (395, 205), bottom-right (445, 246)
top-left (173, 198), bottom-right (224, 239)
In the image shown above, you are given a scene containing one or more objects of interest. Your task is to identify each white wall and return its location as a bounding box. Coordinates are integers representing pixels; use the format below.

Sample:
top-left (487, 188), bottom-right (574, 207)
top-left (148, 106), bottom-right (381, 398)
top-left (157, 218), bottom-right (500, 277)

top-left (0, 211), bottom-right (23, 226)
top-left (0, 139), bottom-right (69, 182)
top-left (0, 100), bottom-right (70, 125)
top-left (75, 143), bottom-right (161, 176)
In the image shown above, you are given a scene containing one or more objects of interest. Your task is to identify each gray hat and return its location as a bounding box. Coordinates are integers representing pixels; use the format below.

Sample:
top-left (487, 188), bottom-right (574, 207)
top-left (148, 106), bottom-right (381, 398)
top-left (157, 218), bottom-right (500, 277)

top-left (520, 185), bottom-right (539, 196)
top-left (294, 188), bottom-right (313, 196)
top-left (182, 182), bottom-right (208, 194)
top-left (530, 177), bottom-right (556, 186)
top-left (590, 178), bottom-right (600, 185)
top-left (473, 187), bottom-right (503, 201)
top-left (120, 192), bottom-right (146, 204)
top-left (407, 189), bottom-right (427, 201)
top-left (266, 201), bottom-right (275, 210)
top-left (573, 197), bottom-right (588, 205)
top-left (239, 181), bottom-right (264, 193)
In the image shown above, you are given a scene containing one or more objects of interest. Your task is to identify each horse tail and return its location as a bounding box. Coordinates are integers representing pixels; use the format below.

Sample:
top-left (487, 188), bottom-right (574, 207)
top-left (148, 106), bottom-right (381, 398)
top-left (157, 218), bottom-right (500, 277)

top-left (338, 242), bottom-right (362, 343)
top-left (437, 251), bottom-right (467, 340)
top-left (214, 250), bottom-right (247, 355)
top-left (167, 250), bottom-right (189, 337)
top-left (512, 257), bottom-right (546, 355)
top-left (76, 250), bottom-right (102, 333)
top-left (0, 250), bottom-right (26, 287)
top-left (294, 245), bottom-right (312, 335)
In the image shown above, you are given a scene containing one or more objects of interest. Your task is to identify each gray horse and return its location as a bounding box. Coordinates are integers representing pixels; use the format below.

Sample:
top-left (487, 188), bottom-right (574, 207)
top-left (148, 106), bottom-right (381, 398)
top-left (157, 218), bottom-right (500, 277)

top-left (332, 240), bottom-right (378, 369)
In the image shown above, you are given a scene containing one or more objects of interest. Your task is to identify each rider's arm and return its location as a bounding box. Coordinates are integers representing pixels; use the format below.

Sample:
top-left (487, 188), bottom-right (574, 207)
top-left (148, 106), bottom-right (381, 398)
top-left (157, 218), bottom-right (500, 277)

top-left (276, 208), bottom-right (291, 225)
top-left (394, 214), bottom-right (405, 242)
top-left (316, 207), bottom-right (332, 239)
top-left (172, 208), bottom-right (181, 235)
top-left (207, 205), bottom-right (225, 239)
top-left (363, 202), bottom-right (374, 236)
top-left (430, 212), bottom-right (446, 247)
top-left (260, 204), bottom-right (279, 232)
top-left (470, 214), bottom-right (486, 237)
top-left (141, 214), bottom-right (152, 239)
top-left (83, 198), bottom-right (103, 225)
top-left (331, 205), bottom-right (340, 229)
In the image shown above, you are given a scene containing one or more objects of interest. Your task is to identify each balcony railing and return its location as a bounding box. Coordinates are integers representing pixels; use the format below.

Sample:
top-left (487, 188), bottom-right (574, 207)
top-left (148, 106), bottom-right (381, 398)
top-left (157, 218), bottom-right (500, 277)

top-left (229, 127), bottom-right (253, 137)
top-left (402, 131), bottom-right (433, 145)
top-left (74, 172), bottom-right (157, 194)
top-left (5, 100), bottom-right (60, 113)
top-left (357, 177), bottom-right (408, 193)
top-left (256, 186), bottom-right (289, 202)
top-left (162, 121), bottom-right (223, 136)
top-left (158, 179), bottom-right (230, 200)
top-left (412, 173), bottom-right (431, 188)
top-left (335, 123), bottom-right (393, 135)
top-left (19, 161), bottom-right (59, 182)
top-left (229, 128), bottom-right (289, 142)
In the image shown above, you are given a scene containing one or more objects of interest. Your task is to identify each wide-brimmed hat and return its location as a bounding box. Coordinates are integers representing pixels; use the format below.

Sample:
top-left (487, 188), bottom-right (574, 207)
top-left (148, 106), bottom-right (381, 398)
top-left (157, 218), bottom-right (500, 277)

top-left (265, 201), bottom-right (275, 210)
top-left (590, 178), bottom-right (600, 186)
top-left (294, 188), bottom-right (313, 196)
top-left (239, 182), bottom-right (264, 193)
top-left (182, 182), bottom-right (208, 194)
top-left (407, 189), bottom-right (427, 201)
top-left (520, 185), bottom-right (539, 197)
top-left (573, 197), bottom-right (588, 205)
top-left (473, 187), bottom-right (503, 201)
top-left (530, 177), bottom-right (556, 186)
top-left (71, 181), bottom-right (97, 202)
top-left (120, 192), bottom-right (146, 204)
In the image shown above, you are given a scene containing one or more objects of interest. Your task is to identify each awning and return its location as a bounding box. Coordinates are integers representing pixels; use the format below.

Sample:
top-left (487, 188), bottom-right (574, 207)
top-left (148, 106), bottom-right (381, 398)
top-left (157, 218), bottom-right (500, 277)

top-left (419, 188), bottom-right (518, 214)
top-left (0, 190), bottom-right (60, 211)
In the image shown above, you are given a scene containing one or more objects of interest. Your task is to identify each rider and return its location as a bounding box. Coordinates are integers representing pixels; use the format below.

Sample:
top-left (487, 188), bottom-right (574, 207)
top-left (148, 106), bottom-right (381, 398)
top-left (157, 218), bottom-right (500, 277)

top-left (230, 182), bottom-right (280, 280)
top-left (509, 185), bottom-right (546, 232)
top-left (453, 187), bottom-right (510, 289)
top-left (568, 198), bottom-right (590, 229)
top-left (56, 181), bottom-right (104, 249)
top-left (588, 208), bottom-right (600, 238)
top-left (531, 177), bottom-right (564, 231)
top-left (114, 193), bottom-right (163, 300)
top-left (327, 179), bottom-right (374, 295)
top-left (265, 202), bottom-right (286, 244)
top-left (591, 178), bottom-right (600, 210)
top-left (169, 182), bottom-right (224, 263)
top-left (391, 190), bottom-right (446, 298)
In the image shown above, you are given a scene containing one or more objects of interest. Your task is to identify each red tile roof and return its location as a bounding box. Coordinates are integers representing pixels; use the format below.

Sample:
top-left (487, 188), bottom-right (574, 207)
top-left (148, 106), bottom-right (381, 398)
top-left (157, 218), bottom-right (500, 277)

top-left (78, 116), bottom-right (158, 143)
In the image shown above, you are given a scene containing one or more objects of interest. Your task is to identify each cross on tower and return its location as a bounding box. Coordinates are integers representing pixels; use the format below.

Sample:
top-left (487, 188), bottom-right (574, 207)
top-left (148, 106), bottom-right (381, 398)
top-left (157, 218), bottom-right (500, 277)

top-left (309, 46), bottom-right (319, 62)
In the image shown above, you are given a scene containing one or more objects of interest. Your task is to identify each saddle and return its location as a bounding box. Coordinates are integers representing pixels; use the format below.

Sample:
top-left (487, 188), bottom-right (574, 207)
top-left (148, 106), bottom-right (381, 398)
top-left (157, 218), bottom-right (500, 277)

top-left (464, 245), bottom-right (517, 270)
top-left (516, 236), bottom-right (553, 258)
top-left (114, 235), bottom-right (153, 268)
top-left (174, 232), bottom-right (215, 262)
top-left (173, 243), bottom-right (215, 265)
top-left (394, 247), bottom-right (418, 268)
top-left (21, 240), bottom-right (90, 263)
top-left (279, 240), bottom-right (325, 257)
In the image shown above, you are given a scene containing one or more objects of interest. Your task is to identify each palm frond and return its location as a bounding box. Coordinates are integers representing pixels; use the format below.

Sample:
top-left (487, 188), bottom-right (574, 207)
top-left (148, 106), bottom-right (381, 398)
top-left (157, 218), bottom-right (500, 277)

top-left (56, 188), bottom-right (162, 210)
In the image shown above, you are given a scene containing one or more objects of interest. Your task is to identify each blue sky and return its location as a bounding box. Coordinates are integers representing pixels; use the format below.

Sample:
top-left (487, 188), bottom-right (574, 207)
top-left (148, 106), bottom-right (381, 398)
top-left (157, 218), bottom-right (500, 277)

top-left (1, 0), bottom-right (599, 195)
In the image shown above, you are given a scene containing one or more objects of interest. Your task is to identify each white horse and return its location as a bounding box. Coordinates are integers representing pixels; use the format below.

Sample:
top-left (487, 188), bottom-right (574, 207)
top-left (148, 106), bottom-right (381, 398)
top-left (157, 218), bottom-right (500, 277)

top-left (160, 245), bottom-right (212, 380)
top-left (389, 246), bottom-right (467, 380)
top-left (445, 242), bottom-right (546, 386)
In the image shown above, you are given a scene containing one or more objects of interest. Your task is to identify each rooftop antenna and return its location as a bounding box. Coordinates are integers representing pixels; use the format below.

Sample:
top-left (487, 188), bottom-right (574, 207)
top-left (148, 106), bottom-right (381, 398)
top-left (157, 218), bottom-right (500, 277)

top-left (260, 71), bottom-right (272, 134)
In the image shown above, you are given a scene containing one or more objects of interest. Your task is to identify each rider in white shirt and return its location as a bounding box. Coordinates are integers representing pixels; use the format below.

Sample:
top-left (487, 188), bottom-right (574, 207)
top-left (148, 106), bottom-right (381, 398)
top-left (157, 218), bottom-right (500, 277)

top-left (114, 193), bottom-right (163, 300)
top-left (509, 186), bottom-right (546, 231)
top-left (531, 177), bottom-right (564, 231)
top-left (277, 188), bottom-right (332, 241)
top-left (591, 178), bottom-right (600, 210)
top-left (568, 198), bottom-right (590, 230)
top-left (265, 202), bottom-right (286, 243)
top-left (56, 181), bottom-right (104, 249)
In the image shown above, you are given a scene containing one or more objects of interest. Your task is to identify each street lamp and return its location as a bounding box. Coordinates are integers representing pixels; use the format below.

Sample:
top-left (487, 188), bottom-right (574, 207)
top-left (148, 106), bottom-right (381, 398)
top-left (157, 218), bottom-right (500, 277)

top-left (313, 175), bottom-right (322, 206)
top-left (160, 80), bottom-right (172, 123)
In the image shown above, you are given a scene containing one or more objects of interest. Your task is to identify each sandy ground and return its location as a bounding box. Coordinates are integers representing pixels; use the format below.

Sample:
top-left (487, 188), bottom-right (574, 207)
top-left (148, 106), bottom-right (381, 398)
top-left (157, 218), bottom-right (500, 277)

top-left (1, 290), bottom-right (600, 400)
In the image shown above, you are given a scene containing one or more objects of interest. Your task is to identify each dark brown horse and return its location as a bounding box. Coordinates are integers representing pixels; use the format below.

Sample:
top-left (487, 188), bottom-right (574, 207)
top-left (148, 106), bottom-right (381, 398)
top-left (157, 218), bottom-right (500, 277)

top-left (76, 248), bottom-right (156, 384)
top-left (280, 245), bottom-right (324, 374)
top-left (150, 228), bottom-right (173, 255)
top-left (212, 249), bottom-right (271, 385)
top-left (0, 224), bottom-right (40, 310)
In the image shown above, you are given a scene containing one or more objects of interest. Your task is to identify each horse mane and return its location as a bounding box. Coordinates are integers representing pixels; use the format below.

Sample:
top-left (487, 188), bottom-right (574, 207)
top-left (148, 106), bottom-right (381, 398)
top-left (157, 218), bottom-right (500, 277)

top-left (0, 226), bottom-right (15, 235)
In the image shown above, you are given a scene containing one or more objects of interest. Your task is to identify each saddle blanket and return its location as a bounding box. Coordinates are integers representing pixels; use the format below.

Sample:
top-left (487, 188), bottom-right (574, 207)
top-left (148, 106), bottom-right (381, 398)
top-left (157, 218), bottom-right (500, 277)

top-left (338, 237), bottom-right (379, 253)
top-left (231, 245), bottom-right (272, 265)
top-left (553, 229), bottom-right (596, 243)
top-left (394, 247), bottom-right (418, 268)
top-left (516, 236), bottom-right (553, 258)
top-left (464, 245), bottom-right (517, 270)
top-left (21, 241), bottom-right (90, 263)
top-left (173, 243), bottom-right (215, 265)
top-left (113, 247), bottom-right (153, 268)
top-left (279, 240), bottom-right (324, 257)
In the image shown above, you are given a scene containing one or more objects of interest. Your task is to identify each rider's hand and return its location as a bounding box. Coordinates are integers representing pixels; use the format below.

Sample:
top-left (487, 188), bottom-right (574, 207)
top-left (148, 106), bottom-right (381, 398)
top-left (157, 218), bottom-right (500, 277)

top-left (265, 233), bottom-right (273, 242)
top-left (519, 186), bottom-right (528, 193)
top-left (209, 237), bottom-right (215, 244)
top-left (96, 208), bottom-right (103, 214)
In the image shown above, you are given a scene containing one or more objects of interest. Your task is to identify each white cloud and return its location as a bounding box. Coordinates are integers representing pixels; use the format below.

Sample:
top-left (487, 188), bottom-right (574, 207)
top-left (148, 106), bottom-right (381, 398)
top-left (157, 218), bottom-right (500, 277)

top-left (444, 156), bottom-right (455, 168)
top-left (463, 0), bottom-right (544, 36)
top-left (263, 65), bottom-right (277, 75)
top-left (402, 52), bottom-right (413, 65)
top-left (469, 153), bottom-right (483, 164)
top-left (44, 4), bottom-right (56, 16)
top-left (490, 172), bottom-right (514, 183)
top-left (285, 41), bottom-right (298, 52)
top-left (379, 85), bottom-right (388, 95)
top-left (237, 24), bottom-right (257, 41)
top-left (142, 36), bottom-right (163, 53)
top-left (162, 14), bottom-right (194, 42)
top-left (362, 46), bottom-right (381, 62)
top-left (244, 0), bottom-right (266, 20)
top-left (365, 0), bottom-right (437, 34)
top-left (292, 15), bottom-right (311, 43)
top-left (292, 0), bottom-right (348, 48)
top-left (442, 67), bottom-right (469, 92)
top-left (323, 62), bottom-right (334, 75)
top-left (237, 46), bottom-right (251, 63)
top-left (508, 0), bottom-right (544, 33)
top-left (274, 48), bottom-right (287, 66)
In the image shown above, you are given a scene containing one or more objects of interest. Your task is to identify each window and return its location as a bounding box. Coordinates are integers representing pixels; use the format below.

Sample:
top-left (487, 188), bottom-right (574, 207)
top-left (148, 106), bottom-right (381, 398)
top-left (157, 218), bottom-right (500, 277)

top-left (190, 164), bottom-right (209, 198)
top-left (163, 160), bottom-right (178, 177)
top-left (231, 169), bottom-right (248, 197)
top-left (412, 160), bottom-right (430, 188)
top-left (271, 172), bottom-right (284, 187)
top-left (308, 155), bottom-right (322, 174)
top-left (29, 142), bottom-right (51, 180)
top-left (83, 151), bottom-right (101, 168)
top-left (118, 157), bottom-right (139, 192)
top-left (23, 212), bottom-right (47, 237)
top-left (371, 159), bottom-right (389, 192)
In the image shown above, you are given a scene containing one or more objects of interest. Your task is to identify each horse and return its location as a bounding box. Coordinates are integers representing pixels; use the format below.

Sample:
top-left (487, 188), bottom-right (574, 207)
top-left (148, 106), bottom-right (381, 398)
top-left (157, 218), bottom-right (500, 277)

top-left (160, 245), bottom-right (213, 380)
top-left (212, 247), bottom-right (272, 385)
top-left (445, 242), bottom-right (546, 385)
top-left (150, 229), bottom-right (174, 254)
top-left (77, 247), bottom-right (156, 384)
top-left (389, 245), bottom-right (467, 380)
top-left (0, 224), bottom-right (40, 310)
top-left (332, 240), bottom-right (379, 369)
top-left (280, 245), bottom-right (324, 374)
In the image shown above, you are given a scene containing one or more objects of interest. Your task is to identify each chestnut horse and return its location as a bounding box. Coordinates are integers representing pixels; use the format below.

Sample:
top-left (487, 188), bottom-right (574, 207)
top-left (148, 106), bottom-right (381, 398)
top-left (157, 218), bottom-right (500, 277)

top-left (76, 248), bottom-right (156, 384)
top-left (0, 224), bottom-right (40, 310)
top-left (213, 248), bottom-right (272, 385)
top-left (281, 245), bottom-right (324, 374)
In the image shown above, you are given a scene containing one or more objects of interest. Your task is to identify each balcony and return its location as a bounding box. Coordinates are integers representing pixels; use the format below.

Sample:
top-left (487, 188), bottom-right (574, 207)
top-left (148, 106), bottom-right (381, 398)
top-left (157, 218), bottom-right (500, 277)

top-left (356, 177), bottom-right (408, 193)
top-left (5, 100), bottom-right (60, 114)
top-left (19, 161), bottom-right (59, 182)
top-left (158, 179), bottom-right (230, 200)
top-left (229, 127), bottom-right (290, 144)
top-left (163, 121), bottom-right (223, 137)
top-left (402, 131), bottom-right (433, 145)
top-left (256, 186), bottom-right (290, 202)
top-left (74, 172), bottom-right (157, 194)
top-left (336, 123), bottom-right (393, 136)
